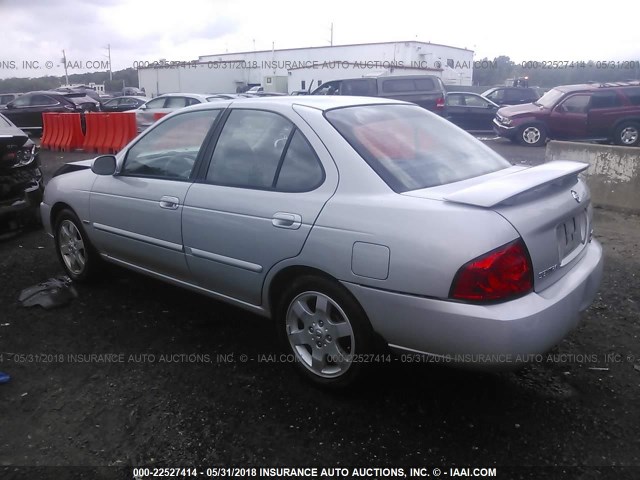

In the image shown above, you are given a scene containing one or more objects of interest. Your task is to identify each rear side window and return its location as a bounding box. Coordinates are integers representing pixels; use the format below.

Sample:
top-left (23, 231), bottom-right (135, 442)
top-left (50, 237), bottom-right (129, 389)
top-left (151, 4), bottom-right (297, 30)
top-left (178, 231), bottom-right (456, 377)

top-left (381, 78), bottom-right (437, 93)
top-left (165, 97), bottom-right (189, 108)
top-left (276, 130), bottom-right (324, 192)
top-left (591, 91), bottom-right (623, 109)
top-left (623, 87), bottom-right (640, 105)
top-left (326, 104), bottom-right (510, 192)
top-left (381, 79), bottom-right (414, 93)
top-left (414, 78), bottom-right (436, 91)
top-left (206, 109), bottom-right (323, 191)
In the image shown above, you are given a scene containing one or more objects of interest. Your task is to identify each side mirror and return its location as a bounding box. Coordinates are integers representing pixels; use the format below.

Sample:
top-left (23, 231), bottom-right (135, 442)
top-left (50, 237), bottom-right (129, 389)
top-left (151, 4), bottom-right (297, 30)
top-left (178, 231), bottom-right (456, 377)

top-left (5, 103), bottom-right (15, 109)
top-left (138, 104), bottom-right (147, 110)
top-left (91, 155), bottom-right (117, 176)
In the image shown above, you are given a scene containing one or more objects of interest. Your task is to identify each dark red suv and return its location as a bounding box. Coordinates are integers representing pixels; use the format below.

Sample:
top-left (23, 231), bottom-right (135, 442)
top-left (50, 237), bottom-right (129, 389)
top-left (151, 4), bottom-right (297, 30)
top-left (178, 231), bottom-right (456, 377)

top-left (493, 81), bottom-right (640, 147)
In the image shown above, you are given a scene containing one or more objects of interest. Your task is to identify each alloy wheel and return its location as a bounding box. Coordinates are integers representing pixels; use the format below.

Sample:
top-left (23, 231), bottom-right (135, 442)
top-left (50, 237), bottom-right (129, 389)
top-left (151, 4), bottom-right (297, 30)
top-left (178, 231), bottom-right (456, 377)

top-left (285, 291), bottom-right (355, 378)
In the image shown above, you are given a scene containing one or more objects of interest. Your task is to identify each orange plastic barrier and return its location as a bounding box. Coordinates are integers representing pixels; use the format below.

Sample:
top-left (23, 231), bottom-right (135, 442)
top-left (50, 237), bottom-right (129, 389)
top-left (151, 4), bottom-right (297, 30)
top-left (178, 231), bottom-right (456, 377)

top-left (41, 113), bottom-right (85, 151)
top-left (82, 112), bottom-right (138, 154)
top-left (153, 112), bottom-right (168, 121)
top-left (40, 112), bottom-right (58, 149)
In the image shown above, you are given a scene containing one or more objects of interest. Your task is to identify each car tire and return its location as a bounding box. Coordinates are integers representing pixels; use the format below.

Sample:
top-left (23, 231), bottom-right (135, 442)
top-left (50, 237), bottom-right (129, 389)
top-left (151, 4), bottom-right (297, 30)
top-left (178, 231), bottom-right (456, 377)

top-left (613, 121), bottom-right (640, 147)
top-left (54, 209), bottom-right (100, 282)
top-left (276, 275), bottom-right (375, 388)
top-left (518, 124), bottom-right (547, 147)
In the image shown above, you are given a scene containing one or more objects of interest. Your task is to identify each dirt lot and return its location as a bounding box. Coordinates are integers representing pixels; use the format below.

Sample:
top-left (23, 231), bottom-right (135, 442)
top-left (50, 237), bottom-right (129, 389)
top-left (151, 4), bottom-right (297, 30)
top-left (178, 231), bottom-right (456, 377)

top-left (0, 146), bottom-right (639, 479)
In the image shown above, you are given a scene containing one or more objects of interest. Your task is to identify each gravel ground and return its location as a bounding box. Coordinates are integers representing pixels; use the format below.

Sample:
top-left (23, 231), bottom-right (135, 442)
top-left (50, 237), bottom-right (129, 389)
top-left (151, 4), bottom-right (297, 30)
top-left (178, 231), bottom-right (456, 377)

top-left (0, 146), bottom-right (638, 479)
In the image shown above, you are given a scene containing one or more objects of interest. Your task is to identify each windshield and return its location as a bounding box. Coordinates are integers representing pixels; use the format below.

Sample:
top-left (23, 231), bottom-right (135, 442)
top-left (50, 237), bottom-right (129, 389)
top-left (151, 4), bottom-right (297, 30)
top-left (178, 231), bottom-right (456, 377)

top-left (325, 104), bottom-right (510, 192)
top-left (535, 88), bottom-right (565, 108)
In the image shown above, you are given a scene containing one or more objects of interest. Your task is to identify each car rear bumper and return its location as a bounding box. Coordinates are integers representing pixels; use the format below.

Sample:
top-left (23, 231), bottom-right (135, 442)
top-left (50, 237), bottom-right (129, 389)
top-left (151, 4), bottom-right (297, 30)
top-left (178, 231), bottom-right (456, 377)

top-left (343, 239), bottom-right (603, 369)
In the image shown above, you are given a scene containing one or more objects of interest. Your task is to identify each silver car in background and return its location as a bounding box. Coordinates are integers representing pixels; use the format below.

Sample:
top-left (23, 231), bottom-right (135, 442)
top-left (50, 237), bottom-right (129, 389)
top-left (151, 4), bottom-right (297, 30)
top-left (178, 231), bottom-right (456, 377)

top-left (40, 96), bottom-right (603, 388)
top-left (134, 93), bottom-right (222, 132)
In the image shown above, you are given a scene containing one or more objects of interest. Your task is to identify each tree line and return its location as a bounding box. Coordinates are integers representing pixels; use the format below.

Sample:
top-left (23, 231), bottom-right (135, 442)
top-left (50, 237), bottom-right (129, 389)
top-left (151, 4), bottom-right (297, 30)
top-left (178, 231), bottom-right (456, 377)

top-left (0, 68), bottom-right (139, 94)
top-left (473, 56), bottom-right (640, 87)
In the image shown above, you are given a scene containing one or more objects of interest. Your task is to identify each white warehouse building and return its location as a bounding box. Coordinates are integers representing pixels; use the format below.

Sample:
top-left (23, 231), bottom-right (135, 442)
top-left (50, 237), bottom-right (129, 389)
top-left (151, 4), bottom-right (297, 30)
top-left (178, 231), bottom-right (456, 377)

top-left (138, 40), bottom-right (474, 97)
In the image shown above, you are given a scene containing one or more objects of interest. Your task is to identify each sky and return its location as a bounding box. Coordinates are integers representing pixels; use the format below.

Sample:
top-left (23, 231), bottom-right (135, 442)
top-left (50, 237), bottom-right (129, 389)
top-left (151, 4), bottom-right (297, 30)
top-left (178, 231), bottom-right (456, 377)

top-left (1, 0), bottom-right (639, 79)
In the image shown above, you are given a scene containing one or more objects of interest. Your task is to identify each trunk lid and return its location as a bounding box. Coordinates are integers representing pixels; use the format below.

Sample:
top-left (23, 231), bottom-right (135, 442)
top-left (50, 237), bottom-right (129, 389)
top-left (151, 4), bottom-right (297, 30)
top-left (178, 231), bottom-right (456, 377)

top-left (404, 161), bottom-right (592, 292)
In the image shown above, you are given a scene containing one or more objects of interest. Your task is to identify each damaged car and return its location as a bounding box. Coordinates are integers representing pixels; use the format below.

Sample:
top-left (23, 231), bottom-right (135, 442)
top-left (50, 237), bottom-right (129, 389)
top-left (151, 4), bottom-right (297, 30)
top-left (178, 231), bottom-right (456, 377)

top-left (0, 113), bottom-right (43, 231)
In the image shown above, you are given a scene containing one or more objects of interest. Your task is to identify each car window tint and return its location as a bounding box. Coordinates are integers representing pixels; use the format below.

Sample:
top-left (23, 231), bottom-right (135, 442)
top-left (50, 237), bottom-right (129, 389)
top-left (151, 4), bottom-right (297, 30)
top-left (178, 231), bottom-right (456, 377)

top-left (341, 80), bottom-right (376, 96)
top-left (625, 87), bottom-right (640, 105)
top-left (446, 94), bottom-right (465, 106)
top-left (326, 104), bottom-right (510, 192)
top-left (206, 109), bottom-right (294, 189)
top-left (381, 79), bottom-right (415, 93)
top-left (144, 97), bottom-right (166, 109)
top-left (10, 96), bottom-right (30, 107)
top-left (591, 92), bottom-right (622, 109)
top-left (561, 95), bottom-right (591, 113)
top-left (275, 130), bottom-right (324, 192)
top-left (414, 78), bottom-right (436, 91)
top-left (30, 95), bottom-right (58, 106)
top-left (122, 110), bottom-right (220, 180)
top-left (313, 81), bottom-right (340, 95)
top-left (164, 97), bottom-right (189, 108)
top-left (464, 95), bottom-right (489, 107)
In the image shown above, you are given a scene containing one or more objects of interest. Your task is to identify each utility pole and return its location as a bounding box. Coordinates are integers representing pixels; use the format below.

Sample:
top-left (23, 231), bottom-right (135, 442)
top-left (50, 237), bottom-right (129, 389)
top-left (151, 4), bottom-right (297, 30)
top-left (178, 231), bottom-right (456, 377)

top-left (107, 44), bottom-right (112, 81)
top-left (61, 50), bottom-right (69, 86)
top-left (330, 22), bottom-right (333, 46)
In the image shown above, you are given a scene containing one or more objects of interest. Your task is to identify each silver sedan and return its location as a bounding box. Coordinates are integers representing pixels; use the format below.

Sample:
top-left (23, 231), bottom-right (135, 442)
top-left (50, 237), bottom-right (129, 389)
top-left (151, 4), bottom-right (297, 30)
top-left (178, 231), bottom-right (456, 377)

top-left (40, 96), bottom-right (603, 387)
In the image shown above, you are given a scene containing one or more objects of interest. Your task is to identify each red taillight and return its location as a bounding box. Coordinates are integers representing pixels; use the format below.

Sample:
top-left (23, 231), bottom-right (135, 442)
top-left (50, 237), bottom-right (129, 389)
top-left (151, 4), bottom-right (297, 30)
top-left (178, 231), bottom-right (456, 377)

top-left (436, 97), bottom-right (445, 110)
top-left (450, 239), bottom-right (533, 303)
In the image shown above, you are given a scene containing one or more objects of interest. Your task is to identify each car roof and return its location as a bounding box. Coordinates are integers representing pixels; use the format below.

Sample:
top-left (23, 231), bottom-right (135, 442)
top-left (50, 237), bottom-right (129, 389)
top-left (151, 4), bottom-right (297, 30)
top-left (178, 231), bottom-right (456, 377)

top-left (156, 93), bottom-right (211, 99)
top-left (555, 81), bottom-right (640, 93)
top-left (184, 95), bottom-right (409, 112)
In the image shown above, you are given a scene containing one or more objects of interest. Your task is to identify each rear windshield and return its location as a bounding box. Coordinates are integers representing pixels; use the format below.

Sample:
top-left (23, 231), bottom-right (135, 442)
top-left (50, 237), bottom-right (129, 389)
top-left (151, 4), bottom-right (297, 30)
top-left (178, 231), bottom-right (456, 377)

top-left (325, 104), bottom-right (510, 192)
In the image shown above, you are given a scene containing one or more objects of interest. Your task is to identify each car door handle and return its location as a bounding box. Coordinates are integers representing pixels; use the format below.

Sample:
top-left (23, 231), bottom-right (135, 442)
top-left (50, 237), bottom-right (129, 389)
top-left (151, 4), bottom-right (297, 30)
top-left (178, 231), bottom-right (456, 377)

top-left (159, 196), bottom-right (180, 210)
top-left (272, 212), bottom-right (302, 230)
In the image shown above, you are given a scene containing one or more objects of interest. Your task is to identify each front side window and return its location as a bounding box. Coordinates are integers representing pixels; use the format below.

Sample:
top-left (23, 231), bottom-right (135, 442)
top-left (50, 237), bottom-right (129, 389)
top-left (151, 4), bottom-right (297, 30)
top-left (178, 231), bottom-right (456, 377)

top-left (326, 104), bottom-right (510, 192)
top-left (560, 95), bottom-right (591, 113)
top-left (446, 94), bottom-right (465, 106)
top-left (464, 94), bottom-right (491, 108)
top-left (144, 97), bottom-right (166, 109)
top-left (9, 96), bottom-right (30, 107)
top-left (313, 81), bottom-right (340, 95)
top-left (122, 110), bottom-right (220, 180)
top-left (30, 95), bottom-right (58, 107)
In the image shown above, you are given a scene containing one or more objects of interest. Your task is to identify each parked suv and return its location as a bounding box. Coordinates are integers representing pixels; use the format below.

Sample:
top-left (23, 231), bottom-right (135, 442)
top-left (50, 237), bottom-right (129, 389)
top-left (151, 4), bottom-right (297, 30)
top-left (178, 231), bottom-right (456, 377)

top-left (310, 75), bottom-right (446, 113)
top-left (482, 87), bottom-right (539, 106)
top-left (494, 82), bottom-right (640, 147)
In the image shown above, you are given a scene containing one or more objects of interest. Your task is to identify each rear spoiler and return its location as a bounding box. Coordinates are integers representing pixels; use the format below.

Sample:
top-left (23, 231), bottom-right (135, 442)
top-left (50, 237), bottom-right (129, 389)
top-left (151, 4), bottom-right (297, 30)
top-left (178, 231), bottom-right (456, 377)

top-left (444, 161), bottom-right (588, 208)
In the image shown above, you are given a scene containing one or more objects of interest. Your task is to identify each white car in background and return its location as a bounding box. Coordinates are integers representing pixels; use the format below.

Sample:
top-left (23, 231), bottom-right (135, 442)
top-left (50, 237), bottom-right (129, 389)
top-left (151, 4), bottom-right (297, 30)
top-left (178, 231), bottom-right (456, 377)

top-left (135, 93), bottom-right (220, 132)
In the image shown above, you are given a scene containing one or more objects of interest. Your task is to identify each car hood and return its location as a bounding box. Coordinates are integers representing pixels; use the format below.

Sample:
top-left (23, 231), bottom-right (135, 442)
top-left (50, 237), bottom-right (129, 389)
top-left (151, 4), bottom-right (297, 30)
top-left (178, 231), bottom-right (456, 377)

top-left (497, 102), bottom-right (544, 117)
